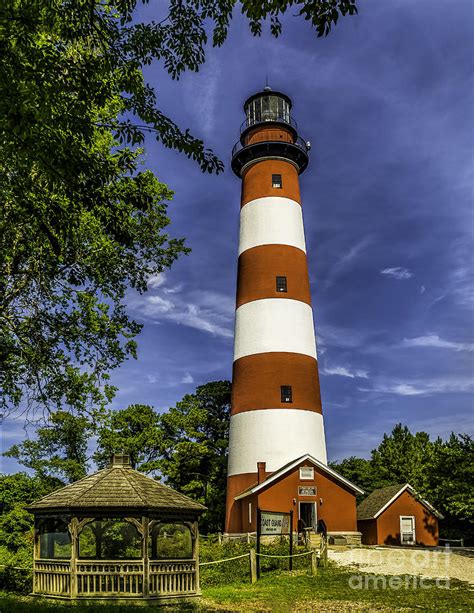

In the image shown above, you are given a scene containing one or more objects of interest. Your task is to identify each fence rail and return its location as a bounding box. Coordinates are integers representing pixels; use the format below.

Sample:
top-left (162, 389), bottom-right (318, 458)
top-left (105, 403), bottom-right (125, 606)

top-left (439, 538), bottom-right (464, 547)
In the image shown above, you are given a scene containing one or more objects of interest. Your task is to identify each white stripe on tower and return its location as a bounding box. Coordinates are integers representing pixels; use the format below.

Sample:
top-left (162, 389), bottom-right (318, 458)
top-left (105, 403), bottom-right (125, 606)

top-left (234, 298), bottom-right (317, 361)
top-left (238, 197), bottom-right (307, 255)
top-left (228, 410), bottom-right (327, 476)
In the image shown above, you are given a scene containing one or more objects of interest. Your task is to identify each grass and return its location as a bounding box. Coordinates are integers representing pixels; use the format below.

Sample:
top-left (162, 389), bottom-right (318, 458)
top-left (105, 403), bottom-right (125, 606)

top-left (0, 564), bottom-right (472, 612)
top-left (202, 564), bottom-right (473, 611)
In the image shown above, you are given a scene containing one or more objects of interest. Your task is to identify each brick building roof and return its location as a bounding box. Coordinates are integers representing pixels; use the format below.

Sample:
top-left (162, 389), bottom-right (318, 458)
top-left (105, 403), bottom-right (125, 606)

top-left (357, 483), bottom-right (443, 520)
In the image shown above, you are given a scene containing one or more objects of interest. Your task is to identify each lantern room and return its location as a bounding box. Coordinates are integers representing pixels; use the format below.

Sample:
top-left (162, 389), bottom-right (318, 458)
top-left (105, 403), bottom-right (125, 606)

top-left (231, 87), bottom-right (309, 177)
top-left (243, 88), bottom-right (292, 129)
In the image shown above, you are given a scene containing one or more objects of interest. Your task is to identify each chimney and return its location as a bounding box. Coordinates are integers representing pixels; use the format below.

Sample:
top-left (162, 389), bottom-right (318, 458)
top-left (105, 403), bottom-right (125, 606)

top-left (257, 462), bottom-right (266, 484)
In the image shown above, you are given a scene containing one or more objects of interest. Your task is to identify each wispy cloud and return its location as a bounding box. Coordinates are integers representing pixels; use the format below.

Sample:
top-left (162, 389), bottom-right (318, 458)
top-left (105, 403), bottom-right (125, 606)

top-left (358, 376), bottom-right (474, 396)
top-left (184, 54), bottom-right (221, 136)
top-left (323, 237), bottom-right (372, 289)
top-left (321, 366), bottom-right (369, 379)
top-left (130, 282), bottom-right (234, 339)
top-left (147, 273), bottom-right (167, 289)
top-left (401, 334), bottom-right (474, 352)
top-left (147, 273), bottom-right (182, 294)
top-left (380, 266), bottom-right (413, 280)
top-left (181, 372), bottom-right (194, 384)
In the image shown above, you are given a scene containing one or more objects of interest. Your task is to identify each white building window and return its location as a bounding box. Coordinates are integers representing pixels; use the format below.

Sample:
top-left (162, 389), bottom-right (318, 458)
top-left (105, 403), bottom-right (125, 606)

top-left (299, 466), bottom-right (314, 480)
top-left (400, 516), bottom-right (416, 544)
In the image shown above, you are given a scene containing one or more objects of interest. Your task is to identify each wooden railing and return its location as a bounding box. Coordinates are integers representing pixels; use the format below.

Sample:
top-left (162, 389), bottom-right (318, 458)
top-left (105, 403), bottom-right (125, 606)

top-left (34, 560), bottom-right (71, 595)
top-left (149, 560), bottom-right (197, 595)
top-left (76, 560), bottom-right (143, 596)
top-left (33, 558), bottom-right (197, 597)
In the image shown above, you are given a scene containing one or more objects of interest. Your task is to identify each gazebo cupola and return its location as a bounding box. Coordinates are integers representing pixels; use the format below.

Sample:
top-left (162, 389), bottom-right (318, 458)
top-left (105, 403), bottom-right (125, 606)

top-left (26, 454), bottom-right (206, 601)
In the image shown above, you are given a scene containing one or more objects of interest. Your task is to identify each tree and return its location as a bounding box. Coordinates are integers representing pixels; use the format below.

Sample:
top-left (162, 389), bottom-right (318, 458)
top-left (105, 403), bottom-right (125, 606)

top-left (94, 404), bottom-right (162, 471)
top-left (370, 424), bottom-right (436, 494)
top-left (329, 456), bottom-right (374, 499)
top-left (427, 433), bottom-right (474, 543)
top-left (0, 472), bottom-right (55, 514)
top-left (4, 410), bottom-right (93, 484)
top-left (332, 425), bottom-right (474, 544)
top-left (159, 381), bottom-right (231, 533)
top-left (0, 472), bottom-right (57, 555)
top-left (0, 0), bottom-right (358, 419)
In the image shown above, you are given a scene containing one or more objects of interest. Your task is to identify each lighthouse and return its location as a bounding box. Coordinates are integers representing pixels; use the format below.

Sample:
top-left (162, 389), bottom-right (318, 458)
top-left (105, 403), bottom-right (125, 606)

top-left (224, 87), bottom-right (345, 536)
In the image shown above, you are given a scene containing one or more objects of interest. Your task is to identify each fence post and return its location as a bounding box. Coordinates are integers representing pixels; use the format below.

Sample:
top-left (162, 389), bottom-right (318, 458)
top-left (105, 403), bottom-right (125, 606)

top-left (321, 537), bottom-right (328, 568)
top-left (256, 508), bottom-right (261, 579)
top-left (311, 550), bottom-right (318, 576)
top-left (218, 532), bottom-right (222, 545)
top-left (247, 532), bottom-right (250, 545)
top-left (289, 510), bottom-right (293, 571)
top-left (249, 549), bottom-right (257, 584)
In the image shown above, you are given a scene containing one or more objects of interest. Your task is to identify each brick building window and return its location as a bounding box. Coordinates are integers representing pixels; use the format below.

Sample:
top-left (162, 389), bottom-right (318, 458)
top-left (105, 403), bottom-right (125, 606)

top-left (299, 466), bottom-right (314, 480)
top-left (272, 174), bottom-right (282, 188)
top-left (276, 276), bottom-right (287, 292)
top-left (281, 385), bottom-right (292, 403)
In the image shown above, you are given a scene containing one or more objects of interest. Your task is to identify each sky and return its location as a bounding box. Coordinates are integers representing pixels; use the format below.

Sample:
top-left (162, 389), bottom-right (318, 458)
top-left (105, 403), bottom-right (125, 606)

top-left (2, 0), bottom-right (473, 471)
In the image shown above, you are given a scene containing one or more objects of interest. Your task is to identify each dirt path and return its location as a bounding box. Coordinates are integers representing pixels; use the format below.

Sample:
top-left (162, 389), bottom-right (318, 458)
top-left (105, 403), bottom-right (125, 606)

top-left (328, 547), bottom-right (474, 585)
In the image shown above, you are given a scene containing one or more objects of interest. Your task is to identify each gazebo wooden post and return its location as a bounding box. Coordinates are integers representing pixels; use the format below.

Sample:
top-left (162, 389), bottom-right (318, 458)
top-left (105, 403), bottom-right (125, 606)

top-left (32, 519), bottom-right (39, 595)
top-left (142, 516), bottom-right (149, 598)
top-left (193, 520), bottom-right (200, 594)
top-left (69, 517), bottom-right (78, 599)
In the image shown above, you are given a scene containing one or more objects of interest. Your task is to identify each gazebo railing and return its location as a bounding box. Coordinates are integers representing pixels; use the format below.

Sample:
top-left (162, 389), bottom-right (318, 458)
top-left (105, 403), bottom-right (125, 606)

top-left (149, 559), bottom-right (197, 596)
top-left (34, 560), bottom-right (71, 595)
top-left (33, 558), bottom-right (197, 598)
top-left (76, 560), bottom-right (143, 596)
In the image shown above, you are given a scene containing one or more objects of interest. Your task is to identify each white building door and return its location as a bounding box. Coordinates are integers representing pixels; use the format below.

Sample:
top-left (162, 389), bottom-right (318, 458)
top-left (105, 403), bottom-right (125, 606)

top-left (400, 516), bottom-right (416, 544)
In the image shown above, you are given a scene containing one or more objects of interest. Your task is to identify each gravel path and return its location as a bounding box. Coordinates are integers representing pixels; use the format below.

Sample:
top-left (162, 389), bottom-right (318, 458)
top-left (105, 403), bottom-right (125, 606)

top-left (328, 547), bottom-right (474, 585)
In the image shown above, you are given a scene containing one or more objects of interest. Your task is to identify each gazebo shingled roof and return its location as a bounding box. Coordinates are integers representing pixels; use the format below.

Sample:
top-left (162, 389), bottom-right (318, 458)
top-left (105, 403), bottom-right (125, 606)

top-left (26, 464), bottom-right (206, 514)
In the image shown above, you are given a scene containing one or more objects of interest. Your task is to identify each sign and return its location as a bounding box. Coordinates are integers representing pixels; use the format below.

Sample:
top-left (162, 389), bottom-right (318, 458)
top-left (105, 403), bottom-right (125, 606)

top-left (260, 511), bottom-right (291, 536)
top-left (257, 508), bottom-right (294, 578)
top-left (298, 486), bottom-right (316, 496)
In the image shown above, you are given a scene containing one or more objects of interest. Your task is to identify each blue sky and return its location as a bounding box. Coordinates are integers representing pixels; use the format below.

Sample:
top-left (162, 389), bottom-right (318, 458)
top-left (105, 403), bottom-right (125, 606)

top-left (2, 0), bottom-right (473, 471)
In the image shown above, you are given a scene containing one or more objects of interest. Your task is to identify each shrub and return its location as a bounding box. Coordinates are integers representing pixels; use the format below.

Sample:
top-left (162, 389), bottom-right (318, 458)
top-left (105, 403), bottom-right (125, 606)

top-left (0, 546), bottom-right (33, 594)
top-left (199, 536), bottom-right (311, 586)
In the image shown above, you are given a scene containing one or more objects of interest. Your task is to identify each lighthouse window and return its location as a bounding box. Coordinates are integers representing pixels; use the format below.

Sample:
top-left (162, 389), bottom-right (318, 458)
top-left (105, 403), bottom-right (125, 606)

top-left (276, 276), bottom-right (287, 292)
top-left (281, 386), bottom-right (293, 403)
top-left (272, 174), bottom-right (282, 189)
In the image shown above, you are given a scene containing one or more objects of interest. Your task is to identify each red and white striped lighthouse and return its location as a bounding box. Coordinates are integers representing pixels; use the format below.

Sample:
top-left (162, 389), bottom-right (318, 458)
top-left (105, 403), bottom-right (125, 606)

top-left (225, 87), bottom-right (327, 534)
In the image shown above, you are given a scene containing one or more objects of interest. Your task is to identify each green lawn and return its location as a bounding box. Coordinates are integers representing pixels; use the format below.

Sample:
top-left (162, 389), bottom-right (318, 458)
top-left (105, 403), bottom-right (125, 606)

top-left (0, 565), bottom-right (472, 612)
top-left (202, 566), bottom-right (473, 611)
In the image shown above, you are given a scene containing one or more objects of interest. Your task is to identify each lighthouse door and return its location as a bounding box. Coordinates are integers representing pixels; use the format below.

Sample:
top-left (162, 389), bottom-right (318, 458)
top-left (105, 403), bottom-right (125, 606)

top-left (299, 502), bottom-right (317, 532)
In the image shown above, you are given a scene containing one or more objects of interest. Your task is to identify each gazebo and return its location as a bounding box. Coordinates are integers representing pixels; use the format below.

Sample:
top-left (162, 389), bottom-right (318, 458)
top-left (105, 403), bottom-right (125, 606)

top-left (26, 454), bottom-right (206, 601)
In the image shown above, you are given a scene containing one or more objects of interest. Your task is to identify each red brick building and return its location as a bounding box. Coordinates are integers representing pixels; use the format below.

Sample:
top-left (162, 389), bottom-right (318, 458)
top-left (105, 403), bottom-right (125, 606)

top-left (357, 484), bottom-right (443, 546)
top-left (227, 454), bottom-right (364, 542)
